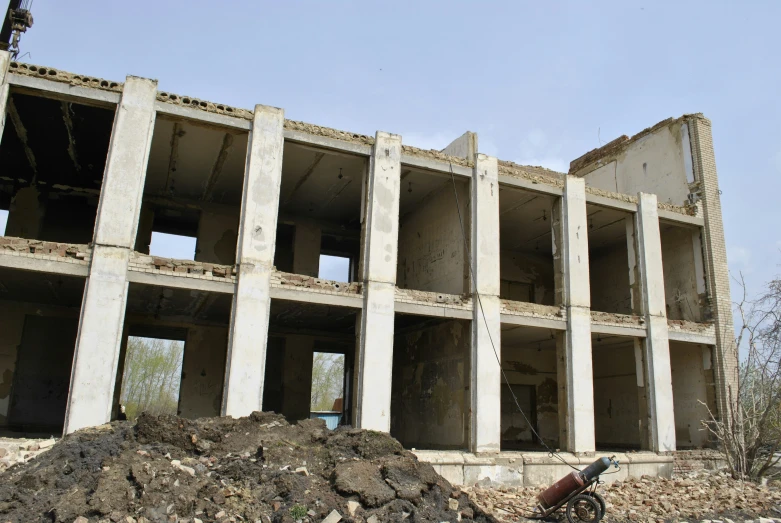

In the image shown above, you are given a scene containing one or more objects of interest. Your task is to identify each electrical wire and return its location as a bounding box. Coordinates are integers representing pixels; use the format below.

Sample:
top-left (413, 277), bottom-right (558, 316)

top-left (447, 162), bottom-right (581, 473)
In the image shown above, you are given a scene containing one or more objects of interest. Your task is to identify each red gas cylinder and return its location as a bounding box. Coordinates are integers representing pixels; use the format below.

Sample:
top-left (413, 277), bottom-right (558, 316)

top-left (537, 471), bottom-right (585, 510)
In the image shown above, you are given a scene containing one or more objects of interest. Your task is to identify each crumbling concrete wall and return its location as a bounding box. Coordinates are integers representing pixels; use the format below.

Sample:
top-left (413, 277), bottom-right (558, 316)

top-left (499, 251), bottom-right (555, 305)
top-left (397, 183), bottom-right (469, 296)
top-left (670, 342), bottom-right (711, 448)
top-left (570, 118), bottom-right (694, 206)
top-left (590, 244), bottom-right (632, 314)
top-left (660, 226), bottom-right (704, 322)
top-left (593, 343), bottom-right (641, 448)
top-left (178, 326), bottom-right (228, 418)
top-left (501, 346), bottom-right (558, 448)
top-left (391, 319), bottom-right (470, 450)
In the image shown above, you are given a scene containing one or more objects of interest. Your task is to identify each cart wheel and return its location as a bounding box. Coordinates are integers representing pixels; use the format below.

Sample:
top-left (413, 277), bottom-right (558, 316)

top-left (584, 491), bottom-right (606, 519)
top-left (566, 494), bottom-right (601, 523)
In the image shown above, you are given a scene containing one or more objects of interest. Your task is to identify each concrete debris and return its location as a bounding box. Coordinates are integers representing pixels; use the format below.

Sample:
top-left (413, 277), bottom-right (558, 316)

top-left (130, 252), bottom-right (236, 279)
top-left (466, 469), bottom-right (781, 522)
top-left (273, 271), bottom-right (361, 294)
top-left (0, 412), bottom-right (496, 522)
top-left (401, 144), bottom-right (472, 167)
top-left (10, 61), bottom-right (123, 92)
top-left (0, 236), bottom-right (89, 259)
top-left (0, 436), bottom-right (58, 472)
top-left (285, 119), bottom-right (375, 146)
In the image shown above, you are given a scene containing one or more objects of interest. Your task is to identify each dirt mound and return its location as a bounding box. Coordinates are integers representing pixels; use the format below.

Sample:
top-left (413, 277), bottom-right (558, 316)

top-left (0, 412), bottom-right (496, 523)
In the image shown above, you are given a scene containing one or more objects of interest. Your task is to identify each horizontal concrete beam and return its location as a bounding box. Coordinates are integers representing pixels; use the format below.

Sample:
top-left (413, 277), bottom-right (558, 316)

top-left (668, 329), bottom-right (716, 345)
top-left (269, 286), bottom-right (363, 309)
top-left (658, 210), bottom-right (704, 227)
top-left (585, 193), bottom-right (638, 213)
top-left (155, 100), bottom-right (251, 130)
top-left (126, 269), bottom-right (235, 294)
top-left (284, 130), bottom-right (372, 157)
top-left (498, 174), bottom-right (564, 197)
top-left (499, 313), bottom-right (566, 330)
top-left (0, 253), bottom-right (89, 277)
top-left (395, 300), bottom-right (473, 320)
top-left (401, 153), bottom-right (472, 178)
top-left (590, 322), bottom-right (647, 338)
top-left (9, 73), bottom-right (120, 106)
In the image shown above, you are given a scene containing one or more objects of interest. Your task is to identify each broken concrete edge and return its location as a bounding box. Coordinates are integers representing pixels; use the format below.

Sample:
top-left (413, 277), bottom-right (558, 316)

top-left (0, 235), bottom-right (90, 260)
top-left (271, 270), bottom-right (362, 294)
top-left (395, 287), bottom-right (471, 307)
top-left (10, 61), bottom-right (123, 93)
top-left (667, 318), bottom-right (716, 334)
top-left (498, 161), bottom-right (566, 187)
top-left (658, 200), bottom-right (698, 216)
top-left (590, 310), bottom-right (643, 326)
top-left (568, 113), bottom-right (703, 177)
top-left (129, 251), bottom-right (236, 279)
top-left (500, 299), bottom-right (562, 318)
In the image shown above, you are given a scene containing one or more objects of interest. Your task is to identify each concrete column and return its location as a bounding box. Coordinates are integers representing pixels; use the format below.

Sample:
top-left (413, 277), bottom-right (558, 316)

top-left (636, 192), bottom-right (676, 452)
top-left (470, 154), bottom-right (501, 453)
top-left (281, 335), bottom-right (315, 421)
top-left (0, 51), bottom-right (11, 137)
top-left (64, 76), bottom-right (157, 434)
top-left (354, 131), bottom-right (401, 432)
top-left (293, 223), bottom-right (322, 277)
top-left (222, 105), bottom-right (284, 418)
top-left (553, 176), bottom-right (595, 453)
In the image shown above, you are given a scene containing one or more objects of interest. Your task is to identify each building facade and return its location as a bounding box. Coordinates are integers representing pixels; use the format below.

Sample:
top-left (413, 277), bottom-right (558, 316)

top-left (0, 52), bottom-right (735, 484)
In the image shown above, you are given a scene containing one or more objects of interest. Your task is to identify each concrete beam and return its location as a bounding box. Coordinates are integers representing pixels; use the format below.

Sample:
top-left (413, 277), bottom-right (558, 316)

top-left (269, 286), bottom-right (363, 309)
top-left (8, 73), bottom-right (121, 107)
top-left (154, 100), bottom-right (251, 131)
top-left (284, 129), bottom-right (372, 157)
top-left (636, 192), bottom-right (676, 452)
top-left (499, 313), bottom-right (566, 330)
top-left (497, 175), bottom-right (563, 198)
top-left (470, 154), bottom-right (502, 453)
top-left (396, 301), bottom-right (473, 320)
top-left (221, 105), bottom-right (285, 418)
top-left (401, 153), bottom-right (472, 179)
top-left (554, 176), bottom-right (596, 453)
top-left (589, 322), bottom-right (646, 338)
top-left (126, 270), bottom-right (234, 294)
top-left (0, 253), bottom-right (89, 277)
top-left (64, 77), bottom-right (157, 435)
top-left (354, 131), bottom-right (401, 432)
top-left (667, 329), bottom-right (716, 345)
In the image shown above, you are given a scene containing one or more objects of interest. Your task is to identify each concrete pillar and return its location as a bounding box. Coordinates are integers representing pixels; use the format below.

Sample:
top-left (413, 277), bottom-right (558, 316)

top-left (221, 105), bottom-right (284, 418)
top-left (553, 176), bottom-right (595, 453)
top-left (470, 154), bottom-right (501, 453)
top-left (293, 223), bottom-right (322, 277)
top-left (636, 192), bottom-right (676, 452)
top-left (0, 51), bottom-right (11, 137)
top-left (64, 77), bottom-right (157, 434)
top-left (354, 131), bottom-right (401, 432)
top-left (282, 335), bottom-right (314, 421)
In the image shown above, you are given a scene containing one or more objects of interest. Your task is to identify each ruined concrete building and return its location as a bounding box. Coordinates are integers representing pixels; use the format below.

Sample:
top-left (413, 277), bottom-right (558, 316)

top-left (0, 51), bottom-right (735, 485)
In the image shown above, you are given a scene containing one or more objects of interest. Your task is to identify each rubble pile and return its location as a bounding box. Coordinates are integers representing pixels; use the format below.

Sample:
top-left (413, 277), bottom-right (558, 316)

top-left (0, 412), bottom-right (496, 523)
top-left (0, 437), bottom-right (57, 472)
top-left (467, 470), bottom-right (781, 522)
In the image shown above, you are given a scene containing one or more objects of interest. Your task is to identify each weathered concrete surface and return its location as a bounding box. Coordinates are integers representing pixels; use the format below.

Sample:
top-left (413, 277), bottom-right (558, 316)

top-left (281, 335), bottom-right (315, 422)
top-left (355, 131), bottom-right (401, 432)
top-left (293, 222), bottom-right (321, 277)
top-left (64, 77), bottom-right (157, 435)
top-left (222, 105), bottom-right (284, 418)
top-left (178, 326), bottom-right (228, 419)
top-left (471, 154), bottom-right (501, 453)
top-left (554, 177), bottom-right (595, 453)
top-left (636, 193), bottom-right (676, 452)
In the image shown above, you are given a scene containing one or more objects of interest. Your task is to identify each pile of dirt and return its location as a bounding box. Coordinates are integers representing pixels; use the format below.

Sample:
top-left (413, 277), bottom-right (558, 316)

top-left (467, 469), bottom-right (781, 522)
top-left (0, 412), bottom-right (496, 523)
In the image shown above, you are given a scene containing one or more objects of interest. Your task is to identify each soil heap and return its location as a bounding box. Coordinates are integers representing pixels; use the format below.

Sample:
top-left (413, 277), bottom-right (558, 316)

top-left (0, 412), bottom-right (497, 523)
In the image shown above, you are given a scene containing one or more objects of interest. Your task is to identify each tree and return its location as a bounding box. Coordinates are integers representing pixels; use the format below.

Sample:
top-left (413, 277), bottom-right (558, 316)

top-left (120, 337), bottom-right (184, 420)
top-left (702, 274), bottom-right (781, 481)
top-left (310, 352), bottom-right (345, 411)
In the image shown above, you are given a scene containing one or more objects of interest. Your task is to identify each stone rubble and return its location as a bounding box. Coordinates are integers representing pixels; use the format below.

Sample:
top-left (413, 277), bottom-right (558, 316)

top-left (466, 469), bottom-right (781, 523)
top-left (0, 436), bottom-right (57, 472)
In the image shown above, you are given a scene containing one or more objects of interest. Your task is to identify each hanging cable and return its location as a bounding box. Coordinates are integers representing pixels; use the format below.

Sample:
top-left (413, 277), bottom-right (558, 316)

top-left (447, 162), bottom-right (581, 472)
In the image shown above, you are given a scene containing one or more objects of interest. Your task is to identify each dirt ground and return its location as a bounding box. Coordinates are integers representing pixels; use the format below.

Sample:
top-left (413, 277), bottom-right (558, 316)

top-left (0, 412), bottom-right (496, 523)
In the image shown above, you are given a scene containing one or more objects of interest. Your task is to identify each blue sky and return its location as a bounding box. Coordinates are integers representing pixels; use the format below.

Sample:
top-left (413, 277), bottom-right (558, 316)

top-left (11, 1), bottom-right (780, 299)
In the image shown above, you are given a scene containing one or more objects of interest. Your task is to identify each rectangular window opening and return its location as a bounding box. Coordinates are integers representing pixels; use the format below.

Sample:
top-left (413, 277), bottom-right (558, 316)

top-left (119, 336), bottom-right (185, 421)
top-left (310, 352), bottom-right (346, 423)
top-left (319, 254), bottom-right (351, 283)
top-left (149, 231), bottom-right (197, 261)
top-left (0, 209), bottom-right (8, 236)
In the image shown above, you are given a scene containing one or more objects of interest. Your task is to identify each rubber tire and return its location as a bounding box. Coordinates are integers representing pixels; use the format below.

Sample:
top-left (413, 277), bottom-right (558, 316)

top-left (584, 491), bottom-right (606, 521)
top-left (566, 493), bottom-right (602, 523)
